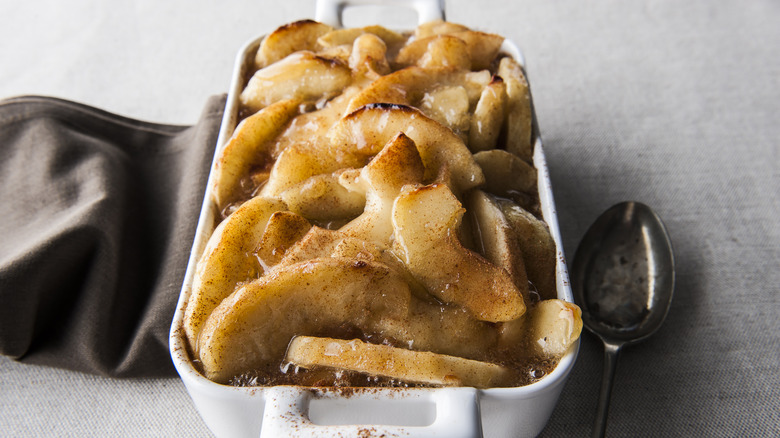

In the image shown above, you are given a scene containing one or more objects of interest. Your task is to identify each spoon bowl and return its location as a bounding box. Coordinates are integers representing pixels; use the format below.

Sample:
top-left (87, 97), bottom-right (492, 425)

top-left (572, 201), bottom-right (674, 437)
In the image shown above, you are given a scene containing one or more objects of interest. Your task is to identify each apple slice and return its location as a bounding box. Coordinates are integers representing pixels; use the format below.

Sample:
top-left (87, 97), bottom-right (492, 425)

top-left (260, 139), bottom-right (366, 199)
top-left (499, 299), bottom-right (582, 358)
top-left (420, 85), bottom-right (470, 139)
top-left (466, 190), bottom-right (530, 300)
top-left (346, 66), bottom-right (489, 114)
top-left (395, 35), bottom-right (471, 70)
top-left (280, 169), bottom-right (366, 222)
top-left (468, 75), bottom-right (507, 152)
top-left (211, 99), bottom-right (299, 210)
top-left (330, 237), bottom-right (434, 303)
top-left (339, 132), bottom-right (425, 244)
top-left (473, 149), bottom-right (538, 213)
top-left (527, 299), bottom-right (583, 357)
top-left (498, 199), bottom-right (557, 301)
top-left (330, 103), bottom-right (484, 195)
top-left (241, 51), bottom-right (351, 113)
top-left (254, 211), bottom-right (312, 269)
top-left (497, 56), bottom-right (533, 162)
top-left (183, 196), bottom-right (285, 348)
top-left (392, 184), bottom-right (526, 322)
top-left (411, 23), bottom-right (504, 70)
top-left (285, 336), bottom-right (512, 389)
top-left (197, 257), bottom-right (414, 383)
top-left (450, 31), bottom-right (504, 70)
top-left (348, 33), bottom-right (390, 76)
top-left (414, 20), bottom-right (471, 38)
top-left (317, 25), bottom-right (406, 50)
top-left (255, 20), bottom-right (333, 68)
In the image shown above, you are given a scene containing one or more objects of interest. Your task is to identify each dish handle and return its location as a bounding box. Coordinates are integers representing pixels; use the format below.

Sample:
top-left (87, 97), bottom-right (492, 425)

top-left (259, 386), bottom-right (483, 438)
top-left (315, 0), bottom-right (445, 28)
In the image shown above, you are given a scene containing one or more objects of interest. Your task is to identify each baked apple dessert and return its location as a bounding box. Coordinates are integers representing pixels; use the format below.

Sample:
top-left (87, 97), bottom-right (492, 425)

top-left (182, 19), bottom-right (582, 389)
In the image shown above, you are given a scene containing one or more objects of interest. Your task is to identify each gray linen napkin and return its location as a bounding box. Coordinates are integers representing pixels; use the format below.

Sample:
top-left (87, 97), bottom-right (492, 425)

top-left (0, 95), bottom-right (225, 377)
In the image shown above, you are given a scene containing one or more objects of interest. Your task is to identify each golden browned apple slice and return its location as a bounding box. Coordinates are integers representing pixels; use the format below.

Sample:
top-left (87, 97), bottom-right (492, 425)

top-left (268, 223), bottom-right (429, 303)
top-left (266, 84), bottom-right (363, 160)
top-left (285, 336), bottom-right (512, 389)
top-left (339, 132), bottom-right (425, 244)
top-left (395, 35), bottom-right (471, 70)
top-left (392, 184), bottom-right (526, 322)
top-left (255, 20), bottom-right (333, 68)
top-left (466, 190), bottom-right (531, 301)
top-left (211, 99), bottom-right (299, 211)
top-left (498, 199), bottom-right (557, 300)
top-left (450, 31), bottom-right (504, 70)
top-left (316, 44), bottom-right (352, 65)
top-left (500, 299), bottom-right (582, 358)
top-left (348, 33), bottom-right (390, 76)
top-left (414, 19), bottom-right (470, 39)
top-left (526, 299), bottom-right (582, 357)
top-left (280, 169), bottom-right (366, 222)
top-left (317, 25), bottom-right (406, 50)
top-left (260, 139), bottom-right (366, 199)
top-left (273, 226), bottom-right (344, 269)
top-left (329, 237), bottom-right (434, 303)
top-left (498, 298), bottom-right (582, 360)
top-left (473, 149), bottom-right (538, 212)
top-left (197, 257), bottom-right (414, 383)
top-left (254, 211), bottom-right (312, 269)
top-left (330, 104), bottom-right (484, 195)
top-left (419, 85), bottom-right (470, 139)
top-left (346, 66), bottom-right (430, 111)
top-left (346, 66), bottom-right (488, 113)
top-left (497, 56), bottom-right (534, 162)
top-left (468, 76), bottom-right (507, 152)
top-left (183, 196), bottom-right (286, 349)
top-left (241, 51), bottom-right (352, 113)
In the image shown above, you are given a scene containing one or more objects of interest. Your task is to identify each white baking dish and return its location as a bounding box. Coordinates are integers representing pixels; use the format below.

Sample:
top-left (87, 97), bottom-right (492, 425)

top-left (169, 1), bottom-right (579, 436)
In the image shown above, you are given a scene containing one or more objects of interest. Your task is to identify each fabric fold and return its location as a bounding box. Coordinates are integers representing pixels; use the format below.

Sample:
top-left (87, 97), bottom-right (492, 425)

top-left (0, 95), bottom-right (226, 377)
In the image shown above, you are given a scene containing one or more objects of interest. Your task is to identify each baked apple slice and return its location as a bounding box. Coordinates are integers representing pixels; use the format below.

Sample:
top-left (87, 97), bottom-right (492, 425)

top-left (499, 299), bottom-right (582, 358)
top-left (398, 28), bottom-right (503, 71)
top-left (497, 56), bottom-right (533, 162)
top-left (392, 183), bottom-right (526, 322)
top-left (197, 257), bottom-right (414, 383)
top-left (254, 211), bottom-right (312, 269)
top-left (183, 196), bottom-right (285, 348)
top-left (198, 256), bottom-right (503, 383)
top-left (469, 75), bottom-right (507, 152)
top-left (211, 99), bottom-right (299, 211)
top-left (317, 25), bottom-right (405, 51)
top-left (348, 33), bottom-right (390, 76)
top-left (330, 103), bottom-right (484, 195)
top-left (473, 149), bottom-right (537, 198)
top-left (339, 132), bottom-right (424, 244)
top-left (241, 51), bottom-right (351, 113)
top-left (414, 20), bottom-right (470, 38)
top-left (395, 35), bottom-right (471, 70)
top-left (346, 66), bottom-right (490, 114)
top-left (285, 336), bottom-right (511, 388)
top-left (279, 169), bottom-right (366, 222)
top-left (498, 199), bottom-right (558, 301)
top-left (466, 190), bottom-right (530, 300)
top-left (255, 20), bottom-right (333, 68)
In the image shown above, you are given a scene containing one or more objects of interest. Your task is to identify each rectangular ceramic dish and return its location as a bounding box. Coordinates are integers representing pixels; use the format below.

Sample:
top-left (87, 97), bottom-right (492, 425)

top-left (169, 1), bottom-right (579, 436)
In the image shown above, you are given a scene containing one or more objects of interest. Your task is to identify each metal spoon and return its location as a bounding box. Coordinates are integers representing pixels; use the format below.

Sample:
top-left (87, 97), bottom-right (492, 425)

top-left (571, 201), bottom-right (675, 438)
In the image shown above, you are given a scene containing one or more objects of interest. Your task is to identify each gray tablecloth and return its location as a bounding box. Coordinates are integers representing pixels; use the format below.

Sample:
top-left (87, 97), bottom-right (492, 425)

top-left (1, 0), bottom-right (778, 436)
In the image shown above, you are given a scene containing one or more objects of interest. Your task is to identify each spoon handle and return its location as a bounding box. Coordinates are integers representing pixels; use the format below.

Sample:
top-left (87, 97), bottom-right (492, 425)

top-left (593, 342), bottom-right (622, 438)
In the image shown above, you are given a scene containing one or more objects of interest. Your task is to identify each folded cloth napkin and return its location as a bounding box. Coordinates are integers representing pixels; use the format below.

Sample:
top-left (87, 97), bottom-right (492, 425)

top-left (0, 95), bottom-right (225, 377)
